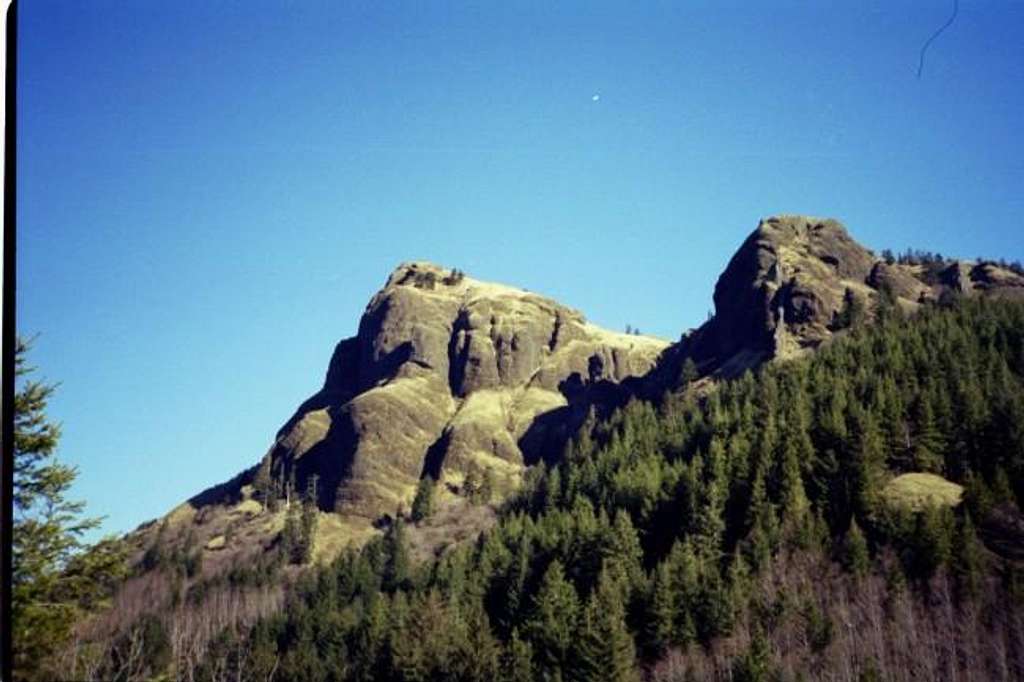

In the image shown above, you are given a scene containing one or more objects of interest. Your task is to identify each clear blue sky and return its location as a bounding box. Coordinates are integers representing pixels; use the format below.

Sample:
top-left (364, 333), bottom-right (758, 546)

top-left (17, 1), bottom-right (1024, 541)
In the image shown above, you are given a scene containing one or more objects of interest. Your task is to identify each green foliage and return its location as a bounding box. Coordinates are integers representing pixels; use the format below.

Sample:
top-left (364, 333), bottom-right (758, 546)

top-left (503, 630), bottom-right (534, 682)
top-left (384, 515), bottom-right (411, 591)
top-left (732, 627), bottom-right (776, 682)
top-left (280, 476), bottom-right (319, 564)
top-left (11, 337), bottom-right (116, 681)
top-left (410, 270), bottom-right (437, 289)
top-left (803, 600), bottom-right (833, 653)
top-left (832, 287), bottom-right (866, 330)
top-left (843, 518), bottom-right (870, 578)
top-left (464, 465), bottom-right (495, 505)
top-left (443, 268), bottom-right (466, 285)
top-left (572, 568), bottom-right (639, 682)
top-left (906, 504), bottom-right (954, 580)
top-left (952, 513), bottom-right (984, 599)
top-left (680, 356), bottom-right (699, 386)
top-left (411, 476), bottom-right (436, 522)
top-left (526, 560), bottom-right (579, 679)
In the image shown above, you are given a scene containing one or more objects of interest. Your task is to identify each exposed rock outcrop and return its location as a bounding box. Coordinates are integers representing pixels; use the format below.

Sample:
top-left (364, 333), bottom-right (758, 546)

top-left (265, 262), bottom-right (668, 519)
top-left (679, 215), bottom-right (1024, 378)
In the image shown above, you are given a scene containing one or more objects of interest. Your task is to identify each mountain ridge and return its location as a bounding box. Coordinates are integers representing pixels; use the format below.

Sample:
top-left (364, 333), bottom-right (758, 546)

top-left (136, 215), bottom-right (1024, 564)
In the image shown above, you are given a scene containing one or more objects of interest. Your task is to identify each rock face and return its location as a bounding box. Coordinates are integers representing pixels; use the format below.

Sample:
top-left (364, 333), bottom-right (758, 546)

top-left (681, 215), bottom-right (1024, 377)
top-left (266, 263), bottom-right (668, 519)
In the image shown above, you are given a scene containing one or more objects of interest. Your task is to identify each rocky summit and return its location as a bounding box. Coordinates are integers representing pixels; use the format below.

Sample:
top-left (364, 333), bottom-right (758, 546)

top-left (264, 262), bottom-right (668, 520)
top-left (682, 215), bottom-right (1024, 377)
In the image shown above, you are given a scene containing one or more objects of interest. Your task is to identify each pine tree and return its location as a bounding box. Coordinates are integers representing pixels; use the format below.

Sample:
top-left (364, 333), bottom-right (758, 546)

top-left (694, 442), bottom-right (727, 562)
top-left (667, 539), bottom-right (699, 644)
top-left (732, 626), bottom-right (774, 682)
top-left (542, 465), bottom-right (563, 514)
top-left (851, 410), bottom-right (887, 520)
top-left (299, 475), bottom-right (319, 563)
top-left (354, 593), bottom-right (389, 681)
top-left (911, 395), bottom-right (945, 473)
top-left (503, 629), bottom-right (534, 682)
top-left (778, 436), bottom-right (811, 535)
top-left (604, 511), bottom-right (644, 591)
top-left (384, 514), bottom-right (411, 591)
top-left (647, 561), bottom-right (677, 655)
top-left (411, 476), bottom-right (436, 522)
top-left (281, 501), bottom-right (301, 563)
top-left (526, 560), bottom-right (580, 681)
top-left (833, 287), bottom-right (866, 330)
top-left (745, 464), bottom-right (778, 570)
top-left (953, 512), bottom-right (985, 599)
top-left (573, 568), bottom-right (640, 682)
top-left (680, 357), bottom-right (699, 387)
top-left (843, 518), bottom-right (870, 578)
top-left (11, 337), bottom-right (104, 680)
top-left (910, 504), bottom-right (953, 579)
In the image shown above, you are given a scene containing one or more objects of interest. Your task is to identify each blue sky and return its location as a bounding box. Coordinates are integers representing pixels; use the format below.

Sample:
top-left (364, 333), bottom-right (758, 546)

top-left (18, 1), bottom-right (1024, 541)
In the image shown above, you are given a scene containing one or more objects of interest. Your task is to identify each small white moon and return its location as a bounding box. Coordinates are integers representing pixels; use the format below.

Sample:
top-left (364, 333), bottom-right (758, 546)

top-left (592, 94), bottom-right (600, 102)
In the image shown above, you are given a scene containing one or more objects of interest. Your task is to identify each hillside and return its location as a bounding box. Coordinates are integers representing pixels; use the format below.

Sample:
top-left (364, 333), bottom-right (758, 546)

top-left (51, 216), bottom-right (1024, 682)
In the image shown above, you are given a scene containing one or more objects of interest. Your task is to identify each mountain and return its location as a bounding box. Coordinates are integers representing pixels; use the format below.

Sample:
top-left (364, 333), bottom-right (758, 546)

top-left (63, 216), bottom-right (1024, 682)
top-left (266, 261), bottom-right (667, 521)
top-left (134, 216), bottom-right (1024, 565)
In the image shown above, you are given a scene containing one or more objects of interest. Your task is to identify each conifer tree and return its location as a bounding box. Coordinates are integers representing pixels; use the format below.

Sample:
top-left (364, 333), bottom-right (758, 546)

top-left (779, 439), bottom-right (811, 534)
top-left (953, 512), bottom-right (984, 598)
top-left (298, 475), bottom-right (319, 563)
top-left (732, 626), bottom-right (774, 682)
top-left (12, 337), bottom-right (106, 680)
top-left (542, 466), bottom-right (563, 514)
top-left (647, 561), bottom-right (677, 655)
top-left (680, 357), bottom-right (699, 387)
top-left (604, 511), bottom-right (644, 590)
top-left (851, 410), bottom-right (887, 519)
top-left (694, 442), bottom-right (727, 562)
top-left (668, 539), bottom-right (700, 644)
top-left (411, 476), bottom-right (436, 522)
top-left (384, 514), bottom-right (411, 591)
top-left (526, 560), bottom-right (580, 681)
top-left (843, 518), bottom-right (870, 578)
top-left (911, 395), bottom-right (945, 472)
top-left (572, 568), bottom-right (640, 682)
top-left (910, 504), bottom-right (953, 579)
top-left (745, 464), bottom-right (779, 570)
top-left (503, 629), bottom-right (534, 682)
top-left (281, 501), bottom-right (301, 563)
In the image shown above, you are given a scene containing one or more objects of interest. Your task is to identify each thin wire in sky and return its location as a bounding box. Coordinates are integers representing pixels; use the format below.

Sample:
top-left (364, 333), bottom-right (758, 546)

top-left (917, 0), bottom-right (959, 78)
